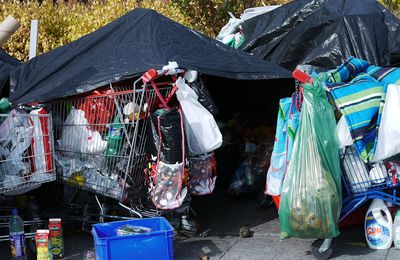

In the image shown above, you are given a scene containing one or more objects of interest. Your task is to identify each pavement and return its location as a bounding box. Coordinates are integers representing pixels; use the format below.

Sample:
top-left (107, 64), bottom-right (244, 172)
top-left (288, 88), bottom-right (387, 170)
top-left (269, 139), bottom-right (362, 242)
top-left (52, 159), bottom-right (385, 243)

top-left (174, 191), bottom-right (400, 260)
top-left (1, 191), bottom-right (400, 259)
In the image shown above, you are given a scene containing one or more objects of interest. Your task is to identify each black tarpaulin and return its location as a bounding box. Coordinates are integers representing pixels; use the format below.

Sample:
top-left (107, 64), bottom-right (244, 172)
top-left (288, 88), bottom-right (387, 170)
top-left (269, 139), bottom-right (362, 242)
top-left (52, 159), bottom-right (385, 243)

top-left (240, 0), bottom-right (400, 71)
top-left (0, 48), bottom-right (20, 92)
top-left (9, 8), bottom-right (291, 105)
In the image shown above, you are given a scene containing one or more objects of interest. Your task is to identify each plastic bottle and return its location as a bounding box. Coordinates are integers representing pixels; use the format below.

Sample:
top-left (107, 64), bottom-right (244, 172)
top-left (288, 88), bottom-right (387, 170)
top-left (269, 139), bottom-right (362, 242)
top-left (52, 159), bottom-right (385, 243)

top-left (106, 116), bottom-right (123, 156)
top-left (394, 209), bottom-right (400, 248)
top-left (9, 208), bottom-right (27, 260)
top-left (365, 199), bottom-right (393, 249)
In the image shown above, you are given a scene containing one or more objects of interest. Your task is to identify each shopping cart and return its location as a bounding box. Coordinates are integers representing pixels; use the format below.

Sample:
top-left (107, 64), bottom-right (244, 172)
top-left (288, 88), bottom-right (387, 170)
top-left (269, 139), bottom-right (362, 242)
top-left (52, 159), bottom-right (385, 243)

top-left (292, 70), bottom-right (400, 259)
top-left (0, 111), bottom-right (55, 195)
top-left (340, 146), bottom-right (400, 221)
top-left (46, 69), bottom-right (180, 223)
top-left (311, 146), bottom-right (400, 259)
top-left (0, 109), bottom-right (55, 252)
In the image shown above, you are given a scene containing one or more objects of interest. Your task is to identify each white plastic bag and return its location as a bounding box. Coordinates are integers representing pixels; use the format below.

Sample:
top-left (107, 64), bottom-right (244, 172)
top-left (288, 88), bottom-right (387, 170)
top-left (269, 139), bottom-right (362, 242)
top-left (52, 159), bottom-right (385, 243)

top-left (176, 77), bottom-right (222, 156)
top-left (216, 15), bottom-right (242, 41)
top-left (59, 108), bottom-right (107, 154)
top-left (373, 84), bottom-right (400, 161)
top-left (240, 5), bottom-right (281, 21)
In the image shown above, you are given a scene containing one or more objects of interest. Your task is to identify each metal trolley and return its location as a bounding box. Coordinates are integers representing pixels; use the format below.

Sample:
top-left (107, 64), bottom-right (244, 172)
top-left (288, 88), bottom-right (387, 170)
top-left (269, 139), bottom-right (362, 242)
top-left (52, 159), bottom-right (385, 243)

top-left (46, 72), bottom-right (176, 222)
top-left (0, 111), bottom-right (56, 195)
top-left (312, 146), bottom-right (400, 259)
top-left (0, 110), bottom-right (55, 250)
top-left (292, 70), bottom-right (400, 259)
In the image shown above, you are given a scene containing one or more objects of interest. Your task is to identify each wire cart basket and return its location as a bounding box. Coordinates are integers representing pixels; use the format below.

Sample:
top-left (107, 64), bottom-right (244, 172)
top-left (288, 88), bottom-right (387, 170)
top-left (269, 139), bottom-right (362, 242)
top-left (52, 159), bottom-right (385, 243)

top-left (0, 111), bottom-right (56, 196)
top-left (340, 146), bottom-right (400, 221)
top-left (46, 71), bottom-right (178, 219)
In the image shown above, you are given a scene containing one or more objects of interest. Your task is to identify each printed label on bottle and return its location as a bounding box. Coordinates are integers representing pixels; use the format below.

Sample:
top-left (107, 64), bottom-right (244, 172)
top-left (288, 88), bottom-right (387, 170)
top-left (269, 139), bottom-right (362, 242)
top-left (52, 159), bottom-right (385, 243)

top-left (365, 212), bottom-right (390, 247)
top-left (10, 232), bottom-right (26, 257)
top-left (395, 226), bottom-right (400, 247)
top-left (110, 127), bottom-right (122, 138)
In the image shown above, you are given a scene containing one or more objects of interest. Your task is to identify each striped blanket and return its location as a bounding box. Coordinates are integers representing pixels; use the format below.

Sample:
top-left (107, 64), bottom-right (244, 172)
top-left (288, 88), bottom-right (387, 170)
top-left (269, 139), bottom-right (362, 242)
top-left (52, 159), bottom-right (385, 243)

top-left (323, 56), bottom-right (400, 162)
top-left (327, 56), bottom-right (400, 84)
top-left (327, 56), bottom-right (368, 83)
top-left (326, 74), bottom-right (387, 162)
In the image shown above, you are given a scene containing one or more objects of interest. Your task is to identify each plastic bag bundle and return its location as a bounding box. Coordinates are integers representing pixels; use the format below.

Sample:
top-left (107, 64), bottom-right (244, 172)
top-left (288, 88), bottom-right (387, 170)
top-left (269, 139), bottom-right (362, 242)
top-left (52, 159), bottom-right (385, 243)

top-left (279, 79), bottom-right (342, 239)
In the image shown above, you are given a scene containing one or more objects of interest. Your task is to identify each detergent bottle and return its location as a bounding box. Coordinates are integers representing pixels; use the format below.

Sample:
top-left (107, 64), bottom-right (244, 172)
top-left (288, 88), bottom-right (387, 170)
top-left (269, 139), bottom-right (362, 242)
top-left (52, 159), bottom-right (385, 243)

top-left (365, 198), bottom-right (393, 249)
top-left (394, 209), bottom-right (400, 249)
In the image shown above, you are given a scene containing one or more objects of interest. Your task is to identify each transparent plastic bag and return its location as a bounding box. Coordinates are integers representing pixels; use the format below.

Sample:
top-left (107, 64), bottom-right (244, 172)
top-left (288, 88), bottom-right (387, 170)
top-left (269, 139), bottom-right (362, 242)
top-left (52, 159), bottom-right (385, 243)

top-left (342, 146), bottom-right (371, 193)
top-left (151, 162), bottom-right (187, 210)
top-left (188, 154), bottom-right (217, 195)
top-left (229, 143), bottom-right (273, 195)
top-left (279, 79), bottom-right (342, 239)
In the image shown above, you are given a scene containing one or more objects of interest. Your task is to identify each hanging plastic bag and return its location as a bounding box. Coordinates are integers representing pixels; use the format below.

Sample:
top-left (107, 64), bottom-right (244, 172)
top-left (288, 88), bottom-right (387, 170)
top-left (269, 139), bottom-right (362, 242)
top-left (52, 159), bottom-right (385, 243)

top-left (176, 77), bottom-right (222, 156)
top-left (279, 79), bottom-right (342, 239)
top-left (188, 153), bottom-right (217, 195)
top-left (266, 94), bottom-right (300, 196)
top-left (337, 116), bottom-right (353, 148)
top-left (151, 162), bottom-right (187, 209)
top-left (147, 107), bottom-right (185, 164)
top-left (188, 77), bottom-right (219, 115)
top-left (373, 84), bottom-right (400, 161)
top-left (146, 107), bottom-right (187, 210)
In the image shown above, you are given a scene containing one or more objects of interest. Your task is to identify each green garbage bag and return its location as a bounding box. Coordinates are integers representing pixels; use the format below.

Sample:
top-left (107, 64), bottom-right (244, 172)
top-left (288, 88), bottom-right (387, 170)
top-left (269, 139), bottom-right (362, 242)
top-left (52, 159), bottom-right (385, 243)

top-left (279, 78), bottom-right (342, 239)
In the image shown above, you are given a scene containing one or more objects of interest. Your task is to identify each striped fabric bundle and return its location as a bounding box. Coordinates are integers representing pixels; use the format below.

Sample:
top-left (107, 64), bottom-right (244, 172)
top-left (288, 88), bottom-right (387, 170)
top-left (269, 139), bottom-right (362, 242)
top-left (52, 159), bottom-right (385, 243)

top-left (326, 74), bottom-right (388, 162)
top-left (327, 56), bottom-right (400, 85)
top-left (367, 66), bottom-right (400, 84)
top-left (327, 56), bottom-right (369, 83)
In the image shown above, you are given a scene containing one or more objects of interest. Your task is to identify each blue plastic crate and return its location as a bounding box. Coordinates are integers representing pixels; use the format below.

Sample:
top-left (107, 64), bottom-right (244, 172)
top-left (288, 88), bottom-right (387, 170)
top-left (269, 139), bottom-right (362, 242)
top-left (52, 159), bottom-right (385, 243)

top-left (92, 217), bottom-right (174, 260)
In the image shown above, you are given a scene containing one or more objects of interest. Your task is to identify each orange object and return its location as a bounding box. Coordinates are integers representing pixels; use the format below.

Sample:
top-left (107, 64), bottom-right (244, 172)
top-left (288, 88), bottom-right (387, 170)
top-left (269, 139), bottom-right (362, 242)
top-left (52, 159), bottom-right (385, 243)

top-left (272, 195), bottom-right (280, 209)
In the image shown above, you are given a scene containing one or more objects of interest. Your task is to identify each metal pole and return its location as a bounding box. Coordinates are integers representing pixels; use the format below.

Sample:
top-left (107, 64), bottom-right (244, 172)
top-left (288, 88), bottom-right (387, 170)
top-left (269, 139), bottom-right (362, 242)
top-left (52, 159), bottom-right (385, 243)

top-left (29, 20), bottom-right (39, 60)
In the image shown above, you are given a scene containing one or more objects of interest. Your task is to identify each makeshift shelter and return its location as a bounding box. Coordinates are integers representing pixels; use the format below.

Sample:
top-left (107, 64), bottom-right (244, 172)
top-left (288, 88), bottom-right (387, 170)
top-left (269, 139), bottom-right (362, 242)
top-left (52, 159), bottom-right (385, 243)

top-left (240, 0), bottom-right (400, 71)
top-left (8, 8), bottom-right (291, 106)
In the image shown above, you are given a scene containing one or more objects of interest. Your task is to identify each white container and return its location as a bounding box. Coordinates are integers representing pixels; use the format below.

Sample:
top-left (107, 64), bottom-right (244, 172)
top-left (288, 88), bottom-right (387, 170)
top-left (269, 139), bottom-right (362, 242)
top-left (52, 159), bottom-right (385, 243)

top-left (394, 210), bottom-right (400, 249)
top-left (365, 199), bottom-right (393, 249)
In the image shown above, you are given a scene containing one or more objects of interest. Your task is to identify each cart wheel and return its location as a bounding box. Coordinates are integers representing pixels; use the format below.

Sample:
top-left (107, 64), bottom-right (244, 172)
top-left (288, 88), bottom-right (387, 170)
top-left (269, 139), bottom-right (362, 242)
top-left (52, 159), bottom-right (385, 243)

top-left (28, 237), bottom-right (36, 254)
top-left (28, 224), bottom-right (37, 254)
top-left (311, 239), bottom-right (333, 260)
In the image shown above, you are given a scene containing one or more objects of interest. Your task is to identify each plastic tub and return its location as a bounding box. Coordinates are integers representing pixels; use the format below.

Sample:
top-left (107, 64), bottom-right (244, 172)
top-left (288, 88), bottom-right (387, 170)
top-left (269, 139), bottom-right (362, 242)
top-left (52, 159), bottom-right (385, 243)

top-left (92, 217), bottom-right (174, 260)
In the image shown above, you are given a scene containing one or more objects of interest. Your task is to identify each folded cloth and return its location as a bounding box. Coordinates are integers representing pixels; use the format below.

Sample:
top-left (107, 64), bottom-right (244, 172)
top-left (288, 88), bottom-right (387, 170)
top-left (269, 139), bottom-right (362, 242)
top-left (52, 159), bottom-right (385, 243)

top-left (326, 74), bottom-right (388, 162)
